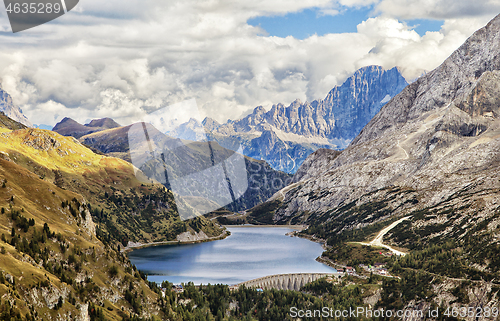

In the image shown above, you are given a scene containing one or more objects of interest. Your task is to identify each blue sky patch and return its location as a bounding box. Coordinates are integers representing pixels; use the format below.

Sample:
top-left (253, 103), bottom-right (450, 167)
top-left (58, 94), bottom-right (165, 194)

top-left (248, 7), bottom-right (444, 39)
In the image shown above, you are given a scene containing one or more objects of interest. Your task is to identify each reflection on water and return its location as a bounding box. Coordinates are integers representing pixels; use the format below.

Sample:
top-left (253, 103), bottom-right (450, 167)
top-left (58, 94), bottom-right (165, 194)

top-left (128, 227), bottom-right (335, 285)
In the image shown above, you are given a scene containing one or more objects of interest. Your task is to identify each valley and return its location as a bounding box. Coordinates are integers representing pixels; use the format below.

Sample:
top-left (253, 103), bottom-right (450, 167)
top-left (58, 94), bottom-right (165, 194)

top-left (1, 11), bottom-right (500, 321)
top-left (243, 12), bottom-right (500, 318)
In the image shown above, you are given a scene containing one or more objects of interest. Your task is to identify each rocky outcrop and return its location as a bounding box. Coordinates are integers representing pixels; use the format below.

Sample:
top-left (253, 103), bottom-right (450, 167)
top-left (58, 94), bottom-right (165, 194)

top-left (268, 14), bottom-right (500, 238)
top-left (0, 87), bottom-right (32, 127)
top-left (176, 230), bottom-right (209, 242)
top-left (22, 129), bottom-right (62, 151)
top-left (0, 111), bottom-right (26, 131)
top-left (292, 148), bottom-right (341, 182)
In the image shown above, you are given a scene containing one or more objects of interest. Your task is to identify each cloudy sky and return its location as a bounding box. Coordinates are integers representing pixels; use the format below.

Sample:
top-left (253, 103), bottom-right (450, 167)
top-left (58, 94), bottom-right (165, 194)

top-left (0, 0), bottom-right (499, 127)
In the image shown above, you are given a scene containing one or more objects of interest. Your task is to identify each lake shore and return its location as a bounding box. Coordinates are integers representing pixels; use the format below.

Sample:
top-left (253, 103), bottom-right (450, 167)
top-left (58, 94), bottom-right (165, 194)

top-left (223, 224), bottom-right (307, 230)
top-left (123, 224), bottom-right (310, 254)
top-left (122, 229), bottom-right (231, 253)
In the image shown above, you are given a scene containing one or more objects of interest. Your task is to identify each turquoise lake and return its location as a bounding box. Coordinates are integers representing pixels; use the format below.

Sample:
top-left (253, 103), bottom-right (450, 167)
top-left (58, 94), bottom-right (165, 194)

top-left (128, 226), bottom-right (336, 285)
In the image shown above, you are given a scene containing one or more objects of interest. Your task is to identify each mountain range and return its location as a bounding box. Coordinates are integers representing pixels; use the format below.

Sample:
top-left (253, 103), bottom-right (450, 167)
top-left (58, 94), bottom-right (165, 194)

top-left (170, 65), bottom-right (408, 173)
top-left (52, 117), bottom-right (121, 138)
top-left (248, 12), bottom-right (500, 311)
top-left (269, 14), bottom-right (500, 224)
top-left (53, 117), bottom-right (292, 213)
top-left (3, 12), bottom-right (500, 319)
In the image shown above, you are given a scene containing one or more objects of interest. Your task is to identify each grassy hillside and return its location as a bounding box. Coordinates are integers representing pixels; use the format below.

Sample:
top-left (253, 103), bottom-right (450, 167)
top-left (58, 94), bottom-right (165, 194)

top-left (0, 149), bottom-right (162, 320)
top-left (0, 122), bottom-right (225, 319)
top-left (0, 128), bottom-right (224, 246)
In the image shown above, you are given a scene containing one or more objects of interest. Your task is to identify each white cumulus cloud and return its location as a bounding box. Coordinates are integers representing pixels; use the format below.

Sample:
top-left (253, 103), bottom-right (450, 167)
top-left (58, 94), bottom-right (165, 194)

top-left (0, 0), bottom-right (497, 127)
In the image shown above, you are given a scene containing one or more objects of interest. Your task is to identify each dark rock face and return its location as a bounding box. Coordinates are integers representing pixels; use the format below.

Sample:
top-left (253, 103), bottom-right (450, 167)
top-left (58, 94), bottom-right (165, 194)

top-left (53, 117), bottom-right (121, 139)
top-left (78, 123), bottom-right (292, 212)
top-left (205, 65), bottom-right (408, 173)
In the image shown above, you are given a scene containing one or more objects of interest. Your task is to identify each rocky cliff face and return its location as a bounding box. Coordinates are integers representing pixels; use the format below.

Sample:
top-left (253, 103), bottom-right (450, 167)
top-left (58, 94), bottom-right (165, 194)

top-left (351, 18), bottom-right (500, 147)
top-left (254, 66), bottom-right (408, 141)
top-left (243, 18), bottom-right (500, 309)
top-left (292, 148), bottom-right (341, 182)
top-left (176, 66), bottom-right (408, 173)
top-left (266, 14), bottom-right (500, 249)
top-left (0, 87), bottom-right (32, 127)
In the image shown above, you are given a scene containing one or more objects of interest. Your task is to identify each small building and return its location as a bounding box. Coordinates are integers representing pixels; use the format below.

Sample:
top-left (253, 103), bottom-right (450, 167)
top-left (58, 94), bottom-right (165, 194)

top-left (345, 267), bottom-right (354, 274)
top-left (378, 268), bottom-right (388, 275)
top-left (374, 263), bottom-right (386, 268)
top-left (172, 285), bottom-right (184, 293)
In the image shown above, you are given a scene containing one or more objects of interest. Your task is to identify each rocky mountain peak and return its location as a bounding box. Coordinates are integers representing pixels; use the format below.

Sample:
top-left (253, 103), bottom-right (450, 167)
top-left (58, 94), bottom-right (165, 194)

top-left (352, 13), bottom-right (500, 146)
top-left (202, 117), bottom-right (220, 132)
top-left (0, 87), bottom-right (33, 127)
top-left (289, 99), bottom-right (303, 108)
top-left (165, 65), bottom-right (408, 173)
top-left (52, 117), bottom-right (80, 130)
top-left (178, 65), bottom-right (409, 173)
top-left (235, 64), bottom-right (408, 143)
top-left (269, 13), bottom-right (500, 227)
top-left (86, 117), bottom-right (121, 129)
top-left (53, 117), bottom-right (122, 139)
top-left (252, 106), bottom-right (266, 116)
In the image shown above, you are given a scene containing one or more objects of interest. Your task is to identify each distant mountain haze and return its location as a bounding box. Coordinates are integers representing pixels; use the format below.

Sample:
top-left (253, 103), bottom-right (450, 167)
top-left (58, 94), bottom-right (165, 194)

top-left (170, 65), bottom-right (408, 173)
top-left (76, 121), bottom-right (292, 213)
top-left (52, 117), bottom-right (121, 139)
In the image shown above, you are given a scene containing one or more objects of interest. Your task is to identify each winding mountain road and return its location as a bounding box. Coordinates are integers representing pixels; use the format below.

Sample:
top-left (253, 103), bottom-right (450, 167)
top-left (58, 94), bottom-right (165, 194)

top-left (358, 216), bottom-right (411, 256)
